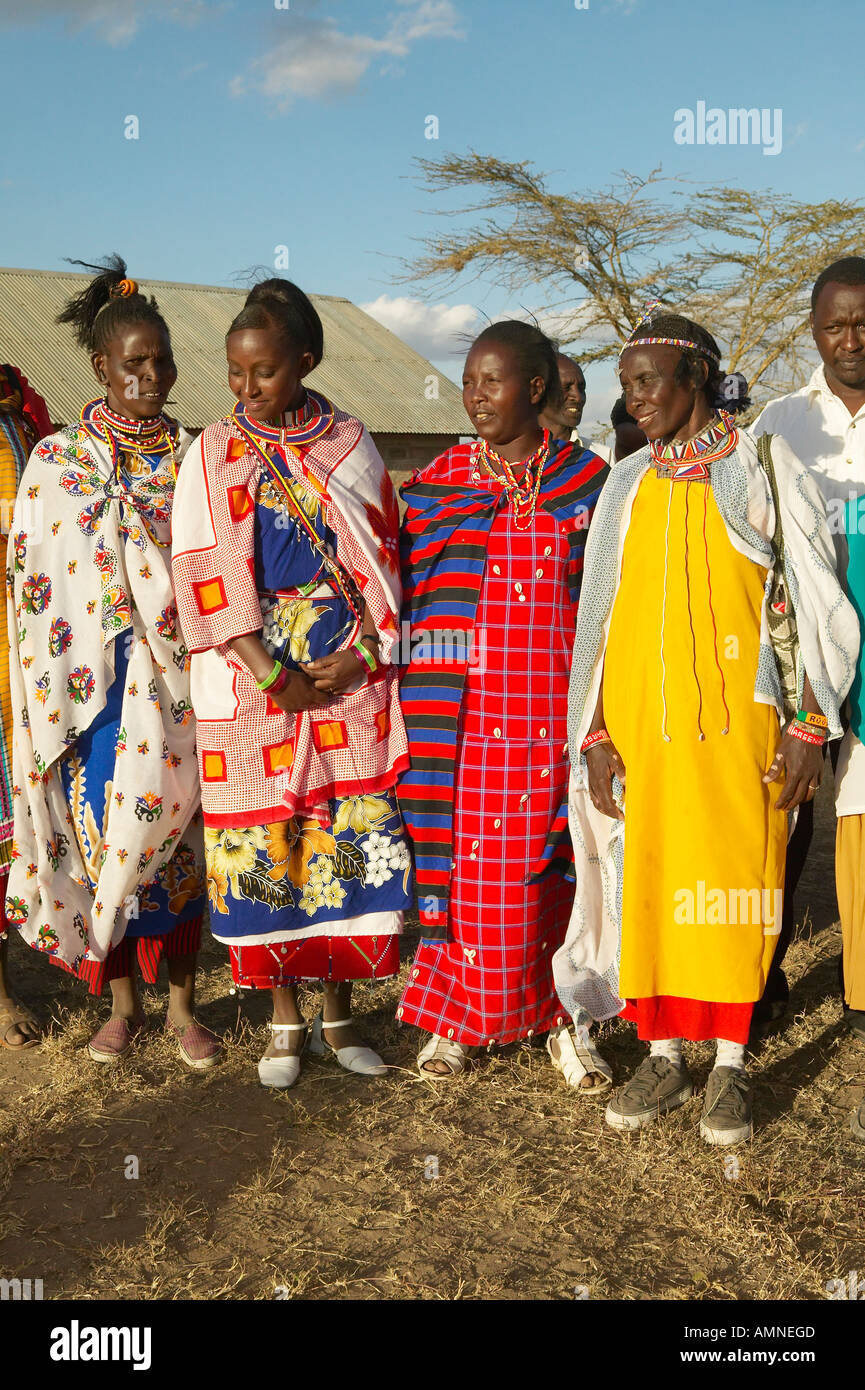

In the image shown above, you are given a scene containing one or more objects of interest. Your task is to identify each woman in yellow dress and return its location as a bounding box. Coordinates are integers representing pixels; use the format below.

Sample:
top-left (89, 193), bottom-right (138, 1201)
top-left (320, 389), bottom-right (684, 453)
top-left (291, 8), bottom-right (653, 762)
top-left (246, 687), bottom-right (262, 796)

top-left (555, 309), bottom-right (859, 1145)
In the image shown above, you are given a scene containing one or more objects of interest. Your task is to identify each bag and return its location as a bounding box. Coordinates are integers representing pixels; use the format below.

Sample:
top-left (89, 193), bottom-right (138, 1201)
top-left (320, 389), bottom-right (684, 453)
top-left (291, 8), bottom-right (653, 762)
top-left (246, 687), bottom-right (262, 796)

top-left (757, 431), bottom-right (799, 722)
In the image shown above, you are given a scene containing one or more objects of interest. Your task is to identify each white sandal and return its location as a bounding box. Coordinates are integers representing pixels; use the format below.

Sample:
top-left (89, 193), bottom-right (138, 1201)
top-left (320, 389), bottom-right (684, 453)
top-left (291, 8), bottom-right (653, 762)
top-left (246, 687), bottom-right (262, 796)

top-left (308, 1015), bottom-right (388, 1076)
top-left (546, 1025), bottom-right (613, 1095)
top-left (258, 1021), bottom-right (307, 1090)
top-left (417, 1033), bottom-right (474, 1079)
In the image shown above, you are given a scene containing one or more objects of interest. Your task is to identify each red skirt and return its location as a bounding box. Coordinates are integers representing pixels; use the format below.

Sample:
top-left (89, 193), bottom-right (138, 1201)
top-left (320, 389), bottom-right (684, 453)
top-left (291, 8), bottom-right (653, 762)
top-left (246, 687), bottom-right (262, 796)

top-left (53, 915), bottom-right (203, 997)
top-left (622, 996), bottom-right (754, 1045)
top-left (229, 933), bottom-right (400, 989)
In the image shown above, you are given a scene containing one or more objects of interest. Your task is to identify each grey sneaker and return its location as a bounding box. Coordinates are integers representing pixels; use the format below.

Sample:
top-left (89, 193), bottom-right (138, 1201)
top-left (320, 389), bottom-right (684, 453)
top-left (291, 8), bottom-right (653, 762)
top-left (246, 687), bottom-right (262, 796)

top-left (605, 1054), bottom-right (693, 1131)
top-left (851, 1099), bottom-right (865, 1142)
top-left (700, 1066), bottom-right (753, 1145)
top-left (846, 1010), bottom-right (865, 1043)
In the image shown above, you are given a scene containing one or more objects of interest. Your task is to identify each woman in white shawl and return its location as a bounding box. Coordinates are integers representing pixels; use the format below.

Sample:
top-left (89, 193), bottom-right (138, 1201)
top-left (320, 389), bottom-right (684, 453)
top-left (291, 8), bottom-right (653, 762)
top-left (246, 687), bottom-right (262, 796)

top-left (6, 256), bottom-right (216, 1069)
top-left (554, 309), bottom-right (858, 1145)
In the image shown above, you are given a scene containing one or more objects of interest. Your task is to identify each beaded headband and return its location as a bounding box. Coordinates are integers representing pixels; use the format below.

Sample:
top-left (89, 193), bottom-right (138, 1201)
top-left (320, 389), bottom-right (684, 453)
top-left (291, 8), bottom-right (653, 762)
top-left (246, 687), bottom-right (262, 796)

top-left (618, 298), bottom-right (721, 363)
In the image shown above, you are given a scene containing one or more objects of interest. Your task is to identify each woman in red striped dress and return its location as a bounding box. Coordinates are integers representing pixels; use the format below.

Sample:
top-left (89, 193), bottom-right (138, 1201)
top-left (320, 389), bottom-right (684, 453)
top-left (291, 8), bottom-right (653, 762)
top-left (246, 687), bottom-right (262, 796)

top-left (398, 322), bottom-right (610, 1081)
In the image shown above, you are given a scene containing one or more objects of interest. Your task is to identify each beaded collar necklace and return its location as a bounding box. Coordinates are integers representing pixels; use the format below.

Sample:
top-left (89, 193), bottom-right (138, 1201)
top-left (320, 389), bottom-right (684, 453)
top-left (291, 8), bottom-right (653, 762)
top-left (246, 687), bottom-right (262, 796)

top-left (650, 410), bottom-right (738, 480)
top-left (232, 389), bottom-right (334, 448)
top-left (474, 432), bottom-right (550, 529)
top-left (81, 398), bottom-right (179, 479)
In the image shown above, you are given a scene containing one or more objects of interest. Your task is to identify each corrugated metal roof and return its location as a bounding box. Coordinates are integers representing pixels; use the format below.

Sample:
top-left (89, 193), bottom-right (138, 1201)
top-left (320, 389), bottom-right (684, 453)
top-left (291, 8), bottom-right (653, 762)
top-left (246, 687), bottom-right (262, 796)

top-left (0, 266), bottom-right (470, 434)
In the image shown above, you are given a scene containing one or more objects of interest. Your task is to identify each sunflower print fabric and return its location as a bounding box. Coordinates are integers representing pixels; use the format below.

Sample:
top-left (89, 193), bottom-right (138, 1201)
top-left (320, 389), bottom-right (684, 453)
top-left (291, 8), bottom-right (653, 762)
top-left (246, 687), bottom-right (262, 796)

top-left (205, 792), bottom-right (411, 942)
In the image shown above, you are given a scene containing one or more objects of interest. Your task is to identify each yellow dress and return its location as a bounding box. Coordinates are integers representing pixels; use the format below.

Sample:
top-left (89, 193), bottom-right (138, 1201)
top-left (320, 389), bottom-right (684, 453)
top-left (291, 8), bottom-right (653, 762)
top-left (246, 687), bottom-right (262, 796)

top-left (603, 469), bottom-right (785, 1036)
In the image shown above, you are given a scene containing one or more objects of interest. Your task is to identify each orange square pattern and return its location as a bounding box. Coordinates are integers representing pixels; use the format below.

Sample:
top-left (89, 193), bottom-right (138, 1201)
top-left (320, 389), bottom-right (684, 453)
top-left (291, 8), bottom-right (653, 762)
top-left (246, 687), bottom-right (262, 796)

top-left (227, 484), bottom-right (254, 522)
top-left (202, 751), bottom-right (228, 781)
top-left (312, 720), bottom-right (348, 752)
top-left (263, 741), bottom-right (295, 776)
top-left (193, 576), bottom-right (229, 616)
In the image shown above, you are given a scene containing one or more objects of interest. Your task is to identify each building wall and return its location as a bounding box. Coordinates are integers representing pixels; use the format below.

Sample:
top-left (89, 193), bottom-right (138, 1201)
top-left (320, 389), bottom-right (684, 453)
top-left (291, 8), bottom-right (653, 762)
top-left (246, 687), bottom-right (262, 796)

top-left (372, 432), bottom-right (462, 499)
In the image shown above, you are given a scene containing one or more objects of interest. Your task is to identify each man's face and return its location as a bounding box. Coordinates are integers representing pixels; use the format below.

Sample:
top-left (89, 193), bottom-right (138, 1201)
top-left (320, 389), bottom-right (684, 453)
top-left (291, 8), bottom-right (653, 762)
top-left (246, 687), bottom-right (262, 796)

top-left (811, 281), bottom-right (865, 396)
top-left (557, 355), bottom-right (586, 431)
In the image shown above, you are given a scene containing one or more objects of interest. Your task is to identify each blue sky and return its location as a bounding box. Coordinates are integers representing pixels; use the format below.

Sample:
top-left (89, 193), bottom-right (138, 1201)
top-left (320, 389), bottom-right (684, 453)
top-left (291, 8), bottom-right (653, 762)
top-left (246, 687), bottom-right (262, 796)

top-left (1, 0), bottom-right (863, 436)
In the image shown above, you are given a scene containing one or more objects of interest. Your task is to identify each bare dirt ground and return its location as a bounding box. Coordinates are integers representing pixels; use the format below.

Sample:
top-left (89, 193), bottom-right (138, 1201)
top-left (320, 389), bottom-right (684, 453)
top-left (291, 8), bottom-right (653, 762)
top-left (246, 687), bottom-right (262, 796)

top-left (1, 778), bottom-right (863, 1302)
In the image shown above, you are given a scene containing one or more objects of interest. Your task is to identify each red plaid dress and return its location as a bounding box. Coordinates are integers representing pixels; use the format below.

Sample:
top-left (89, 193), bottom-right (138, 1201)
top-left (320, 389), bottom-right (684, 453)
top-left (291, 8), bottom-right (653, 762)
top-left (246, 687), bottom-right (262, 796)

top-left (397, 489), bottom-right (576, 1045)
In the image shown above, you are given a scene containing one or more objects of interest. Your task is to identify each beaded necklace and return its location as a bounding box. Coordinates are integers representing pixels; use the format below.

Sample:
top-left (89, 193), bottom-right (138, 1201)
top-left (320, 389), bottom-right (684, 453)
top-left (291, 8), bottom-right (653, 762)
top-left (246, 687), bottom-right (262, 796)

top-left (650, 411), bottom-right (737, 480)
top-left (231, 389), bottom-right (335, 449)
top-left (82, 398), bottom-right (179, 482)
top-left (475, 433), bottom-right (550, 529)
top-left (232, 392), bottom-right (363, 622)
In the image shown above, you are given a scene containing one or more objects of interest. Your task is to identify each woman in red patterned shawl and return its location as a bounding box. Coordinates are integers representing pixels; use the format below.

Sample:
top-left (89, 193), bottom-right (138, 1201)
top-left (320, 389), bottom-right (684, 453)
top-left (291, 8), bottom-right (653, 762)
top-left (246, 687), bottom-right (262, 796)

top-left (172, 279), bottom-right (411, 1090)
top-left (0, 361), bottom-right (52, 1048)
top-left (397, 321), bottom-right (610, 1083)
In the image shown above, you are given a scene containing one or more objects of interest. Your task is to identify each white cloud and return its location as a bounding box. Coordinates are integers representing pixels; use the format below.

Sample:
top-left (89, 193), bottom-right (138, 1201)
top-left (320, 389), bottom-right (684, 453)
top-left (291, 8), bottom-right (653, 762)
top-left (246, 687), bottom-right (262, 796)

top-left (0, 0), bottom-right (212, 46)
top-left (233, 2), bottom-right (464, 108)
top-left (361, 295), bottom-right (477, 360)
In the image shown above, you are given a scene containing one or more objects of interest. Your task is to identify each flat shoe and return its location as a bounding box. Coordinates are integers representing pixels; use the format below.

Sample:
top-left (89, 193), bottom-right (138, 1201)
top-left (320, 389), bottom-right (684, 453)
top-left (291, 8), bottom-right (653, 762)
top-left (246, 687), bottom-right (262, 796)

top-left (417, 1033), bottom-right (474, 1079)
top-left (546, 1024), bottom-right (612, 1095)
top-left (88, 1015), bottom-right (147, 1064)
top-left (309, 1015), bottom-right (388, 1076)
top-left (165, 1018), bottom-right (222, 1071)
top-left (259, 1020), bottom-right (307, 1089)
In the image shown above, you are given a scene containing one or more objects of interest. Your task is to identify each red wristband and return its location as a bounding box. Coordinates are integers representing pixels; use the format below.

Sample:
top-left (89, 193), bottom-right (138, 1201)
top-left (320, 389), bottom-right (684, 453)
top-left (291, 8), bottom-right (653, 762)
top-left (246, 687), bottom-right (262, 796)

top-left (269, 666), bottom-right (291, 695)
top-left (788, 722), bottom-right (824, 745)
top-left (581, 729), bottom-right (611, 754)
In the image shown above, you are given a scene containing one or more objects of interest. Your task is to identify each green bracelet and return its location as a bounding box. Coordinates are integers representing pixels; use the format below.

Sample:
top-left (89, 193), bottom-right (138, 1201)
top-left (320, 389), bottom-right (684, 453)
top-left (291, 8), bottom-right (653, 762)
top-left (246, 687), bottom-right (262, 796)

top-left (257, 659), bottom-right (284, 691)
top-left (353, 639), bottom-right (378, 674)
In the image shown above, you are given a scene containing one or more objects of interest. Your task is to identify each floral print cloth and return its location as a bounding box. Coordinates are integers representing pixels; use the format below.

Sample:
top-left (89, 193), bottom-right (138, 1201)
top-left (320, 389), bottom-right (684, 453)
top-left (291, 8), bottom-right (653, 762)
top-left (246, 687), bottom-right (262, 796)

top-left (205, 791), bottom-right (411, 946)
top-left (6, 406), bottom-right (203, 967)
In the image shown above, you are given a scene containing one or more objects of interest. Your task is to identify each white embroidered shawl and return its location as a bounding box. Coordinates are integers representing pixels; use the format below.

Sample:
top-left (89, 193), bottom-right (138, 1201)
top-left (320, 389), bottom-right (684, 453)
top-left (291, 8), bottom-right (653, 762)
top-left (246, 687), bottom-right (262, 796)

top-left (6, 421), bottom-right (202, 965)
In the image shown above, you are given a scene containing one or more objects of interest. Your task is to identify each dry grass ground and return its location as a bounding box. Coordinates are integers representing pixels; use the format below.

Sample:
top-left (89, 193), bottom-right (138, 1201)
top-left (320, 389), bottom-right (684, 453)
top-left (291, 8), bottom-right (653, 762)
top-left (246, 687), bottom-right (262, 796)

top-left (1, 781), bottom-right (863, 1302)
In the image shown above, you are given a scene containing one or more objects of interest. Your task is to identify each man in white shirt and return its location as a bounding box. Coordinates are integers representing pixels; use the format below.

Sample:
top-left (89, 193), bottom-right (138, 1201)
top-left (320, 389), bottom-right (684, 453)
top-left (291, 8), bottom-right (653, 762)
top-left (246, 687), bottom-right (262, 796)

top-left (539, 353), bottom-right (613, 463)
top-left (750, 257), bottom-right (865, 1064)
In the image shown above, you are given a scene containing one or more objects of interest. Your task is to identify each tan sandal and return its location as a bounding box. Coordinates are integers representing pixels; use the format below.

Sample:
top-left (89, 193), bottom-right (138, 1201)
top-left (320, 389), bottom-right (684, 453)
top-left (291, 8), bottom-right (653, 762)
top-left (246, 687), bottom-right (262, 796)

top-left (0, 997), bottom-right (41, 1050)
top-left (417, 1034), bottom-right (474, 1079)
top-left (546, 1024), bottom-right (613, 1095)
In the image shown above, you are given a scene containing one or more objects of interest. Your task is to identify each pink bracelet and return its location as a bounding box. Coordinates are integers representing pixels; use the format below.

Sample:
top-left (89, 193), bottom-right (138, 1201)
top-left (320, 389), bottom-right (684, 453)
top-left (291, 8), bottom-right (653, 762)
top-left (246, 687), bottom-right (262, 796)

top-left (581, 729), bottom-right (611, 754)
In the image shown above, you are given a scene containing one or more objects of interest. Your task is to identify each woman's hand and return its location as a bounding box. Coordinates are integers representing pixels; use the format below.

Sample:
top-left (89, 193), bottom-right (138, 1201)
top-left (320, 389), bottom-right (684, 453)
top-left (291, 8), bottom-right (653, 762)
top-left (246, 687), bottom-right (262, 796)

top-left (267, 668), bottom-right (333, 713)
top-left (764, 733), bottom-right (823, 810)
top-left (301, 649), bottom-right (365, 696)
top-left (585, 741), bottom-right (626, 821)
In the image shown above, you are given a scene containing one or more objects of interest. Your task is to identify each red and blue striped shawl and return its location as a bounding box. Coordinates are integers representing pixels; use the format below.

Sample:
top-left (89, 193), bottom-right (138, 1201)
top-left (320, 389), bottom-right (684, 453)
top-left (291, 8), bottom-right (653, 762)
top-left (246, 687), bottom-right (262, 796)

top-left (397, 437), bottom-right (609, 925)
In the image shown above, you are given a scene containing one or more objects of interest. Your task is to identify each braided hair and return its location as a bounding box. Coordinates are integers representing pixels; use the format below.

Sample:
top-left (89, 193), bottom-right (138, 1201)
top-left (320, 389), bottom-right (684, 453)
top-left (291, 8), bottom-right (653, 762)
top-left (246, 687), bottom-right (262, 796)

top-left (57, 253), bottom-right (169, 354)
top-left (228, 278), bottom-right (324, 366)
top-left (471, 320), bottom-right (563, 411)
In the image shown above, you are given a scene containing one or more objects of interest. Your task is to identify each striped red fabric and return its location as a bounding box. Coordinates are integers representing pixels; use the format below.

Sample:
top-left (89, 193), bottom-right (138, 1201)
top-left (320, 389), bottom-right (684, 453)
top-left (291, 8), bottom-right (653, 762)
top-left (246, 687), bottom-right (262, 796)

top-left (53, 915), bottom-right (204, 996)
top-left (398, 438), bottom-right (609, 923)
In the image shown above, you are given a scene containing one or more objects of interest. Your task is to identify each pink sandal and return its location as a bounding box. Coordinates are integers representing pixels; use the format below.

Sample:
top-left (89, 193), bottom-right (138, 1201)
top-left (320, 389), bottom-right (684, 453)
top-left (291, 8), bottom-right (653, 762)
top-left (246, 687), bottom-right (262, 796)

top-left (88, 1015), bottom-right (147, 1064)
top-left (165, 1018), bottom-right (222, 1071)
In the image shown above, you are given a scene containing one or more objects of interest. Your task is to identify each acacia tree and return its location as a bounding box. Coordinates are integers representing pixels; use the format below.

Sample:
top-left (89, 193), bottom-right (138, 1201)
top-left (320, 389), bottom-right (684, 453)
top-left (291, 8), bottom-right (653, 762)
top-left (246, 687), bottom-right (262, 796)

top-left (404, 154), bottom-right (865, 398)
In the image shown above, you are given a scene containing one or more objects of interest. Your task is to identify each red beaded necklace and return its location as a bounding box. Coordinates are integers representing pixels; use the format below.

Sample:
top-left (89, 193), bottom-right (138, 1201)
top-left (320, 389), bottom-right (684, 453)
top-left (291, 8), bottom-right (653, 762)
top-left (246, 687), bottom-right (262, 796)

top-left (475, 433), bottom-right (550, 529)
